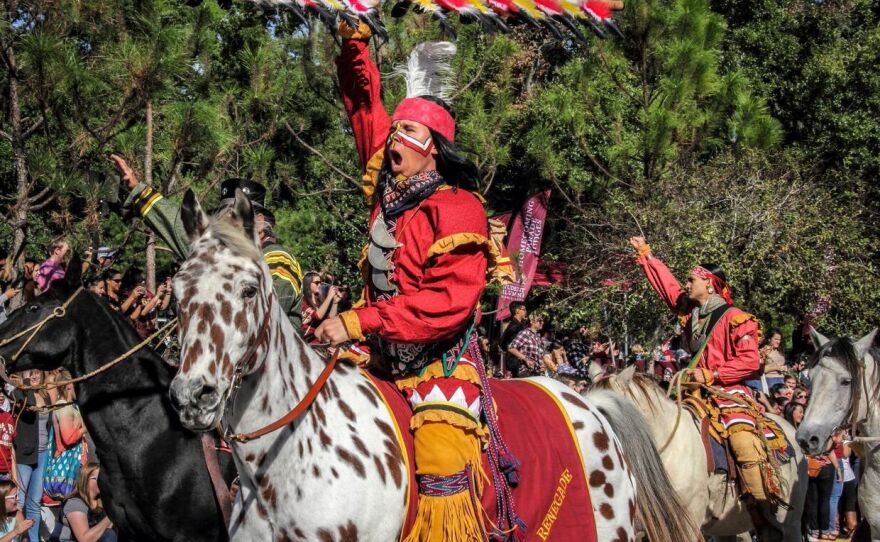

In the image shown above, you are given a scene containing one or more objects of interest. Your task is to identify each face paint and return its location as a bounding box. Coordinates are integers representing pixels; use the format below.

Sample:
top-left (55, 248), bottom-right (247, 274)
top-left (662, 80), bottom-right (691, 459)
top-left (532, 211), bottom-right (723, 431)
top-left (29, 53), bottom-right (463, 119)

top-left (387, 123), bottom-right (434, 157)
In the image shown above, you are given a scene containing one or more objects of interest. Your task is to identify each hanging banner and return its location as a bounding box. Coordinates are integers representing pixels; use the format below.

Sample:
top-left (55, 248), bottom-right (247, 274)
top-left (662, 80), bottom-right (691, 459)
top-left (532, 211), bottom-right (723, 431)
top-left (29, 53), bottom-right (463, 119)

top-left (495, 190), bottom-right (551, 320)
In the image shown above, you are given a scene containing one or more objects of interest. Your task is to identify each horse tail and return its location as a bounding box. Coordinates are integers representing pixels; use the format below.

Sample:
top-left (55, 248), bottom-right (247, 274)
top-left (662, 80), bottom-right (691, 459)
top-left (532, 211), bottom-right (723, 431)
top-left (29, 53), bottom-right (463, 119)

top-left (588, 390), bottom-right (703, 542)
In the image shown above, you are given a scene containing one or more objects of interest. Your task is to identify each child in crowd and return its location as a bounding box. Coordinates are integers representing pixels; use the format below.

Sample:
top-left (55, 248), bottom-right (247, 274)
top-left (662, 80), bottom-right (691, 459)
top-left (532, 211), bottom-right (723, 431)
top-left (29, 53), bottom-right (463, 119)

top-left (0, 481), bottom-right (33, 542)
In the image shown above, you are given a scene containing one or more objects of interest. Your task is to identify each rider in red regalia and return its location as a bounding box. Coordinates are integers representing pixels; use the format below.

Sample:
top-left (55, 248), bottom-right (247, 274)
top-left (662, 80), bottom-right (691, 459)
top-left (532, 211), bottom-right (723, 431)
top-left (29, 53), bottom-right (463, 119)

top-left (629, 236), bottom-right (783, 532)
top-left (316, 22), bottom-right (513, 542)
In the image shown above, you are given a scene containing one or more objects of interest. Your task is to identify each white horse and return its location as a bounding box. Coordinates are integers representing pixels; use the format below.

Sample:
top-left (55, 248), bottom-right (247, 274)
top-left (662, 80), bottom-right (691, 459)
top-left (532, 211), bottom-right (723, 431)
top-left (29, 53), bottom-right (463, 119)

top-left (166, 189), bottom-right (701, 541)
top-left (798, 328), bottom-right (880, 541)
top-left (595, 366), bottom-right (807, 542)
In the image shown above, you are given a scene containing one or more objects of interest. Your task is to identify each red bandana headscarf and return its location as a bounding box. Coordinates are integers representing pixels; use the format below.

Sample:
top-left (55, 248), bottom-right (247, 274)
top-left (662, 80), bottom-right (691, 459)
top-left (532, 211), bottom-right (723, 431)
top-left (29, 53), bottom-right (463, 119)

top-left (692, 266), bottom-right (734, 305)
top-left (391, 97), bottom-right (456, 143)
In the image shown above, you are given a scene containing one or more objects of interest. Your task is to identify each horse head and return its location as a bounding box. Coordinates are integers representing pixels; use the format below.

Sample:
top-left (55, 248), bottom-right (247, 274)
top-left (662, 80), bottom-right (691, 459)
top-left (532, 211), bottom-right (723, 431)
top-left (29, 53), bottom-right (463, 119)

top-left (797, 327), bottom-right (878, 455)
top-left (170, 189), bottom-right (275, 431)
top-left (0, 255), bottom-right (85, 376)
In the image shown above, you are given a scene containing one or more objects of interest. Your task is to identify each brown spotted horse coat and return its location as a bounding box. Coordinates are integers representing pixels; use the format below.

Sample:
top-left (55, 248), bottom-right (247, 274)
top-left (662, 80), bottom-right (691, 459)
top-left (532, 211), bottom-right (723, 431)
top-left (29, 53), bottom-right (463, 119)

top-left (169, 190), bottom-right (697, 542)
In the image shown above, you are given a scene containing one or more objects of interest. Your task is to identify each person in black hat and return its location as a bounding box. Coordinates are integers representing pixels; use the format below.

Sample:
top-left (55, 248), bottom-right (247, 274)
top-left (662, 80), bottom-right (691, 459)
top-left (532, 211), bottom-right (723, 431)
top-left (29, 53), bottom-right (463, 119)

top-left (110, 154), bottom-right (304, 330)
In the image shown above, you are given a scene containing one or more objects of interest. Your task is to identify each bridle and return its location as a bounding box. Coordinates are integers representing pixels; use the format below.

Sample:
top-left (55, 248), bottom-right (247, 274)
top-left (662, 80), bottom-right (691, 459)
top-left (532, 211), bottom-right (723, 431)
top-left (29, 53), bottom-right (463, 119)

top-left (828, 348), bottom-right (880, 447)
top-left (197, 293), bottom-right (339, 444)
top-left (0, 287), bottom-right (178, 392)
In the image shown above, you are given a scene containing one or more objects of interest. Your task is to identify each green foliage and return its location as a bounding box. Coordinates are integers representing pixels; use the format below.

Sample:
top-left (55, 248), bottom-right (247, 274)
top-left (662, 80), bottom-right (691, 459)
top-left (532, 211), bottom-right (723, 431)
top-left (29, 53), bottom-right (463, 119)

top-left (0, 0), bottom-right (877, 343)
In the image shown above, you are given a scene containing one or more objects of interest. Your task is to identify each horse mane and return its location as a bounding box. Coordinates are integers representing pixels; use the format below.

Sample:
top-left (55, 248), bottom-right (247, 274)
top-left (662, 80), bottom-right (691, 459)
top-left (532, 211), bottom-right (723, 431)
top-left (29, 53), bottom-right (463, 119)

top-left (208, 215), bottom-right (262, 263)
top-left (810, 337), bottom-right (880, 416)
top-left (591, 371), bottom-right (667, 416)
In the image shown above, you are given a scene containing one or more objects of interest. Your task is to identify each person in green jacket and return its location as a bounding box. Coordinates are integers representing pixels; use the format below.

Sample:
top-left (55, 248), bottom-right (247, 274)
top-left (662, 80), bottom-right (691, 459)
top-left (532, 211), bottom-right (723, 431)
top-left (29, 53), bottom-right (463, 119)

top-left (110, 154), bottom-right (304, 331)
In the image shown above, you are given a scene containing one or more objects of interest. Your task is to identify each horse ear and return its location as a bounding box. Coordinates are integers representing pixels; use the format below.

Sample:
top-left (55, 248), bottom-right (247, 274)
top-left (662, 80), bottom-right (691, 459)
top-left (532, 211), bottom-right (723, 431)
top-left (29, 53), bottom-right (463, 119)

top-left (181, 189), bottom-right (209, 242)
top-left (854, 328), bottom-right (878, 358)
top-left (809, 327), bottom-right (830, 350)
top-left (231, 189), bottom-right (256, 243)
top-left (65, 254), bottom-right (83, 289)
top-left (618, 365), bottom-right (636, 387)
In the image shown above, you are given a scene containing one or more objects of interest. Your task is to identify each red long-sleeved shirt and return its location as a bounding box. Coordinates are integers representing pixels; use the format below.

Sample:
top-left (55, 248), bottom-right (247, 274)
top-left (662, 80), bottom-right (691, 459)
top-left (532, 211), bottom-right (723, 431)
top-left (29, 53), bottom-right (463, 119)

top-left (336, 29), bottom-right (490, 344)
top-left (637, 253), bottom-right (761, 386)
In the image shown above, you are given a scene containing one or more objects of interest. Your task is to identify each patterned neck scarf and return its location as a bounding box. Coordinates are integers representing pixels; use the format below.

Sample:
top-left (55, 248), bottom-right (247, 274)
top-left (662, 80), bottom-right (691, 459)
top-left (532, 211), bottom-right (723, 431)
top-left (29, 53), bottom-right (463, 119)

top-left (688, 294), bottom-right (729, 352)
top-left (381, 169), bottom-right (444, 218)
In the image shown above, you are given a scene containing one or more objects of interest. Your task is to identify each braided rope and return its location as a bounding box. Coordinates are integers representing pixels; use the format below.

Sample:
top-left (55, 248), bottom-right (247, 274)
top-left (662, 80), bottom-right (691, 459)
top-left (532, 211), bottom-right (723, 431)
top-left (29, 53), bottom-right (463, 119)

top-left (0, 316), bottom-right (178, 391)
top-left (468, 336), bottom-right (526, 541)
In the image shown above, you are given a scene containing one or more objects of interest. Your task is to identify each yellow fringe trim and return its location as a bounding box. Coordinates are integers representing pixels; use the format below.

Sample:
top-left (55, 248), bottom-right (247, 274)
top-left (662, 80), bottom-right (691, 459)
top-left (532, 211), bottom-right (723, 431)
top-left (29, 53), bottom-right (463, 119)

top-left (338, 310), bottom-right (365, 341)
top-left (363, 149), bottom-right (384, 204)
top-left (426, 233), bottom-right (491, 260)
top-left (337, 20), bottom-right (372, 40)
top-left (402, 464), bottom-right (489, 542)
top-left (729, 312), bottom-right (756, 328)
top-left (633, 243), bottom-right (652, 261)
top-left (395, 362), bottom-right (482, 391)
top-left (425, 232), bottom-right (513, 287)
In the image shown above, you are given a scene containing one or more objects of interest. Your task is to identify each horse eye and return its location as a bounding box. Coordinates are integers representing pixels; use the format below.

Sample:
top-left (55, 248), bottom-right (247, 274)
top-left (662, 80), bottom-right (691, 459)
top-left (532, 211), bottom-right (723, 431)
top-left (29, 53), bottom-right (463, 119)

top-left (841, 378), bottom-right (852, 386)
top-left (27, 304), bottom-right (39, 312)
top-left (242, 286), bottom-right (258, 299)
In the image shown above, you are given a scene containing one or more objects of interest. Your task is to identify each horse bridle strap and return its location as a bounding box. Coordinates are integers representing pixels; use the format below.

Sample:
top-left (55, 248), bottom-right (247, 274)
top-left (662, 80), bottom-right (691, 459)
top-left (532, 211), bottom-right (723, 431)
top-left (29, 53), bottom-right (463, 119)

top-left (227, 350), bottom-right (340, 444)
top-left (0, 287), bottom-right (85, 359)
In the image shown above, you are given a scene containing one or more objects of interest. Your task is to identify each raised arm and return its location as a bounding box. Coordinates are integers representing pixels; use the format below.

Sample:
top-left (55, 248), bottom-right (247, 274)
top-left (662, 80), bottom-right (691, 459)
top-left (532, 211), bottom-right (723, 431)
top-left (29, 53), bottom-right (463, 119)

top-left (629, 237), bottom-right (686, 312)
top-left (335, 23), bottom-right (390, 203)
top-left (111, 155), bottom-right (190, 261)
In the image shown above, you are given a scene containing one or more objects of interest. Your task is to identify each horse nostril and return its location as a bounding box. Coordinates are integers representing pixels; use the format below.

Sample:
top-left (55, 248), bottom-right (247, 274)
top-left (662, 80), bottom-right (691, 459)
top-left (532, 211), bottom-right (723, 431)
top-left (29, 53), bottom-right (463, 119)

top-left (195, 383), bottom-right (218, 404)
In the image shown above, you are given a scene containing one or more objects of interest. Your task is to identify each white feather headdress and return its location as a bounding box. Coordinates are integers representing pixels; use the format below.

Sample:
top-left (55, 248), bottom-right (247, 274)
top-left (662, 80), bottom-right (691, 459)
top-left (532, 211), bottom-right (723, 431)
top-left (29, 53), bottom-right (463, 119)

top-left (392, 42), bottom-right (458, 102)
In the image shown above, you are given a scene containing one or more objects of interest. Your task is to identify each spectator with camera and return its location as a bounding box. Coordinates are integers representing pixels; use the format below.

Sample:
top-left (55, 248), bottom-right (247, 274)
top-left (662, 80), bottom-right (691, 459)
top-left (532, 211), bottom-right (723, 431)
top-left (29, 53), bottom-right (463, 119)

top-left (301, 272), bottom-right (342, 344)
top-left (119, 269), bottom-right (171, 339)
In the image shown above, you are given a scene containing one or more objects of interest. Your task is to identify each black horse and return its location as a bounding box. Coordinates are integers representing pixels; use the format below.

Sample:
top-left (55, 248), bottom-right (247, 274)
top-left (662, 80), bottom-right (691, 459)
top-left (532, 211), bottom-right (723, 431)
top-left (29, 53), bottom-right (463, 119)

top-left (0, 261), bottom-right (234, 542)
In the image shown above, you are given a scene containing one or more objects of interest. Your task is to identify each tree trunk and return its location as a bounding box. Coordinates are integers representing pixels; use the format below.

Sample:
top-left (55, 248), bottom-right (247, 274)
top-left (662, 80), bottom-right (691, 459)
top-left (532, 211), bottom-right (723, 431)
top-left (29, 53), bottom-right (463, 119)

top-left (144, 99), bottom-right (156, 292)
top-left (5, 33), bottom-right (29, 311)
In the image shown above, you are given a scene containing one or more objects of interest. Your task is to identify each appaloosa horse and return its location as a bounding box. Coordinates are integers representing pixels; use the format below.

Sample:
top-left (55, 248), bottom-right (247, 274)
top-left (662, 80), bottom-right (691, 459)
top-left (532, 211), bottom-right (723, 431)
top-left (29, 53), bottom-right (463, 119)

top-left (0, 263), bottom-right (235, 542)
top-left (168, 189), bottom-right (701, 542)
top-left (798, 328), bottom-right (880, 542)
top-left (596, 366), bottom-right (807, 542)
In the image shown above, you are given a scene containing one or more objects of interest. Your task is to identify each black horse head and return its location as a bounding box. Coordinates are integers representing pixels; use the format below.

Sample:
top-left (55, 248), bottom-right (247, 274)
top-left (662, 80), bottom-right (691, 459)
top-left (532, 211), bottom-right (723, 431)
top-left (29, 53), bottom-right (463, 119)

top-left (0, 255), bottom-right (86, 376)
top-left (0, 255), bottom-right (235, 542)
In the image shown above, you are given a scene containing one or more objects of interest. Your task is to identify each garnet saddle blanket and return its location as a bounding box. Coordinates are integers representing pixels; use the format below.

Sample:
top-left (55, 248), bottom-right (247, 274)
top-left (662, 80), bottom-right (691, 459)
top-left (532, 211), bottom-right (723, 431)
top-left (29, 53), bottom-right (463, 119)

top-left (363, 371), bottom-right (598, 542)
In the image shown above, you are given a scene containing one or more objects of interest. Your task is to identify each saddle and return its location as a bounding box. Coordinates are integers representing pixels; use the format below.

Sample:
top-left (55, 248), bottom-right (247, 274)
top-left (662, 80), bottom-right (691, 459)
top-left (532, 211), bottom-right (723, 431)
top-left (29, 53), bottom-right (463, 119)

top-left (362, 369), bottom-right (600, 542)
top-left (682, 389), bottom-right (794, 484)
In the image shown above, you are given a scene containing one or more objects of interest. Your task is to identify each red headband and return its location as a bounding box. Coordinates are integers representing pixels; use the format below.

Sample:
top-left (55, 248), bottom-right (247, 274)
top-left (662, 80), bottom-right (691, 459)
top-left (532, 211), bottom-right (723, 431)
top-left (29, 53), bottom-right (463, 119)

top-left (391, 98), bottom-right (456, 143)
top-left (692, 266), bottom-right (733, 304)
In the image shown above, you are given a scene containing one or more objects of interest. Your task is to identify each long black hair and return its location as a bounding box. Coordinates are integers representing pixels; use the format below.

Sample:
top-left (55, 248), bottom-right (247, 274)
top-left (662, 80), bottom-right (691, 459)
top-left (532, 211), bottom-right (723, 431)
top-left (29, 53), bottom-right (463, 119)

top-left (379, 95), bottom-right (480, 192)
top-left (698, 262), bottom-right (727, 284)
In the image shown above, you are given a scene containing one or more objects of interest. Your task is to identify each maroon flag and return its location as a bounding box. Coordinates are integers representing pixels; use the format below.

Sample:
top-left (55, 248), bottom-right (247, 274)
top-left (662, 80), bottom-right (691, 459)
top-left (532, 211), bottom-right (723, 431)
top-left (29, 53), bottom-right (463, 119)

top-left (533, 261), bottom-right (568, 287)
top-left (495, 190), bottom-right (551, 320)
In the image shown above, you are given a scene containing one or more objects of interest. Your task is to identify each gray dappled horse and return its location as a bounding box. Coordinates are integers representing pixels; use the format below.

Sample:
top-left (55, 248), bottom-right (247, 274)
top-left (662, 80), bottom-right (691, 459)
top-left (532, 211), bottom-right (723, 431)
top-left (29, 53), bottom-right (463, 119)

top-left (798, 328), bottom-right (880, 542)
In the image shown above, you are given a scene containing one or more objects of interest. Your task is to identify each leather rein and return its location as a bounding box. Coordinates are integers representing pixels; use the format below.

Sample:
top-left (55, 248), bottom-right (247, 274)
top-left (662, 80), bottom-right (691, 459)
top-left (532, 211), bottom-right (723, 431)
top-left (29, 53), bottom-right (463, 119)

top-left (217, 295), bottom-right (340, 444)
